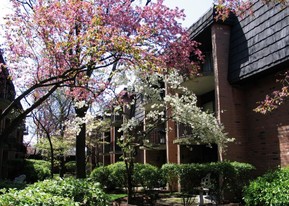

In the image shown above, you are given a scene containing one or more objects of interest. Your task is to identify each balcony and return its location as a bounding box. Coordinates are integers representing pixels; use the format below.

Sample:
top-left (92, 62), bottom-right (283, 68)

top-left (181, 53), bottom-right (215, 95)
top-left (99, 143), bottom-right (110, 155)
top-left (140, 128), bottom-right (166, 150)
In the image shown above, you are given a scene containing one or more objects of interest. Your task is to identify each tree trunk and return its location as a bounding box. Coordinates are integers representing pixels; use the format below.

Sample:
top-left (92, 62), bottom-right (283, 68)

top-left (0, 147), bottom-right (3, 179)
top-left (218, 145), bottom-right (224, 203)
top-left (47, 134), bottom-right (54, 179)
top-left (125, 158), bottom-right (134, 204)
top-left (59, 154), bottom-right (65, 178)
top-left (91, 146), bottom-right (96, 169)
top-left (75, 106), bottom-right (87, 178)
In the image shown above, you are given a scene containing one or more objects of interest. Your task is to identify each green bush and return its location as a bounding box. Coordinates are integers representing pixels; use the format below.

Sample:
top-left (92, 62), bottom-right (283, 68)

top-left (161, 163), bottom-right (180, 192)
top-left (91, 162), bottom-right (166, 192)
top-left (134, 163), bottom-right (165, 190)
top-left (23, 159), bottom-right (51, 183)
top-left (178, 163), bottom-right (208, 193)
top-left (91, 162), bottom-right (126, 191)
top-left (0, 188), bottom-right (76, 206)
top-left (90, 166), bottom-right (114, 190)
top-left (160, 161), bottom-right (255, 202)
top-left (0, 177), bottom-right (108, 206)
top-left (221, 161), bottom-right (255, 201)
top-left (65, 161), bottom-right (76, 174)
top-left (107, 161), bottom-right (127, 189)
top-left (243, 167), bottom-right (289, 205)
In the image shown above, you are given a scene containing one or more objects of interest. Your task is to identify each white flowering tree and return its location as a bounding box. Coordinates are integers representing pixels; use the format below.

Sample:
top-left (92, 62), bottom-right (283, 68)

top-left (116, 70), bottom-right (233, 201)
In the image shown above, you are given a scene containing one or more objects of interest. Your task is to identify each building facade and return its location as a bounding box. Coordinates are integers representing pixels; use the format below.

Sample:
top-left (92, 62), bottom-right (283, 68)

top-left (0, 52), bottom-right (26, 179)
top-left (182, 0), bottom-right (289, 175)
top-left (101, 0), bottom-right (289, 176)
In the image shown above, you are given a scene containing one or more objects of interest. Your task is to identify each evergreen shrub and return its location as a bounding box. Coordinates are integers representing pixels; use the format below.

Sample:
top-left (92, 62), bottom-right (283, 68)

top-left (161, 163), bottom-right (180, 193)
top-left (90, 165), bottom-right (113, 190)
top-left (23, 159), bottom-right (51, 183)
top-left (65, 161), bottom-right (76, 175)
top-left (107, 161), bottom-right (127, 189)
top-left (0, 180), bottom-right (26, 191)
top-left (91, 162), bottom-right (126, 191)
top-left (134, 163), bottom-right (165, 190)
top-left (91, 162), bottom-right (166, 191)
top-left (161, 161), bottom-right (255, 202)
top-left (195, 161), bottom-right (254, 202)
top-left (243, 167), bottom-right (289, 205)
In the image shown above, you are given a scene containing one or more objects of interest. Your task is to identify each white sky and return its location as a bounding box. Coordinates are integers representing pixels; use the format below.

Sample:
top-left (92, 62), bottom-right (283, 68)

top-left (163, 0), bottom-right (214, 28)
top-left (0, 0), bottom-right (214, 28)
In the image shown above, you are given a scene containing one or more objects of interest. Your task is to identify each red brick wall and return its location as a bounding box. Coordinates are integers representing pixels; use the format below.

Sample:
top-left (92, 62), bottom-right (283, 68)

top-left (212, 23), bottom-right (289, 175)
top-left (244, 72), bottom-right (289, 174)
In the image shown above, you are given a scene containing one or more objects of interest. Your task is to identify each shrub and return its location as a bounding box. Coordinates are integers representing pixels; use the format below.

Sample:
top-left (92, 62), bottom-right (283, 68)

top-left (134, 163), bottom-right (165, 190)
top-left (221, 161), bottom-right (255, 202)
top-left (107, 161), bottom-right (127, 189)
top-left (90, 166), bottom-right (114, 190)
top-left (90, 162), bottom-right (127, 191)
top-left (65, 161), bottom-right (76, 175)
top-left (0, 177), bottom-right (108, 206)
top-left (178, 163), bottom-right (208, 193)
top-left (243, 167), bottom-right (289, 205)
top-left (161, 163), bottom-right (179, 192)
top-left (0, 188), bottom-right (76, 206)
top-left (160, 161), bottom-right (255, 202)
top-left (23, 159), bottom-right (51, 183)
top-left (91, 162), bottom-right (165, 192)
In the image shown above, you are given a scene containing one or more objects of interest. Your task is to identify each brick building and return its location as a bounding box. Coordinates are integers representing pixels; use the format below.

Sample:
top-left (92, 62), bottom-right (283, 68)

top-left (0, 52), bottom-right (26, 179)
top-left (101, 0), bottom-right (289, 176)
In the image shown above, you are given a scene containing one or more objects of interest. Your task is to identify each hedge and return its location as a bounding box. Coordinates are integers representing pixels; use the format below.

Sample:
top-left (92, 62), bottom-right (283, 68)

top-left (91, 162), bottom-right (165, 191)
top-left (23, 159), bottom-right (51, 183)
top-left (162, 161), bottom-right (255, 202)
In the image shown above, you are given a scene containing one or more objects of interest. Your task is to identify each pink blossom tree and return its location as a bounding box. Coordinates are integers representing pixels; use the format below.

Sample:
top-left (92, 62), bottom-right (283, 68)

top-left (31, 89), bottom-right (74, 178)
top-left (1, 0), bottom-right (202, 178)
top-left (214, 0), bottom-right (288, 20)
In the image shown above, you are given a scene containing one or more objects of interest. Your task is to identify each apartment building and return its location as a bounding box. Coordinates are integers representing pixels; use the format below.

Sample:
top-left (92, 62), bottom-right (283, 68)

top-left (102, 0), bottom-right (289, 176)
top-left (0, 52), bottom-right (26, 179)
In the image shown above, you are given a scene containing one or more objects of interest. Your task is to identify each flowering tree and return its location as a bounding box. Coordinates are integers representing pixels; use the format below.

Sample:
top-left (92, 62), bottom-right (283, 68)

top-left (116, 70), bottom-right (232, 202)
top-left (1, 0), bottom-right (285, 179)
top-left (31, 89), bottom-right (74, 177)
top-left (254, 72), bottom-right (289, 114)
top-left (214, 0), bottom-right (288, 20)
top-left (0, 0), bottom-right (202, 178)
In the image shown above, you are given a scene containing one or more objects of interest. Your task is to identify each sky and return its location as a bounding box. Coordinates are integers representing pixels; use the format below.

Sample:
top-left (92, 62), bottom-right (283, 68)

top-left (0, 0), bottom-right (214, 28)
top-left (163, 0), bottom-right (214, 28)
